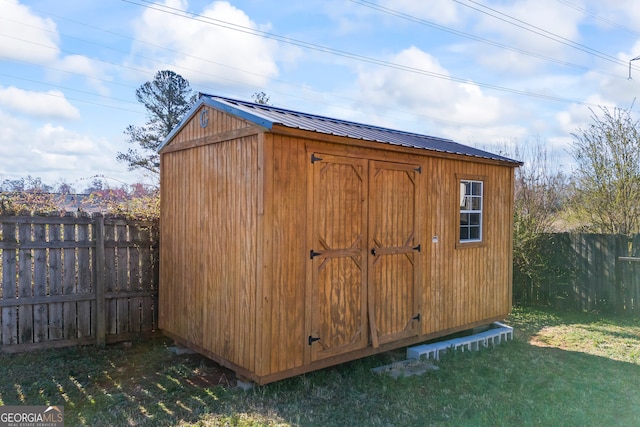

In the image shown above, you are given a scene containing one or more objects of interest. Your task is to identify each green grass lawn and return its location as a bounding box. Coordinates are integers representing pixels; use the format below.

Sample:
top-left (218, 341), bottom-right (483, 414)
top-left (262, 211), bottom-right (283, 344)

top-left (1, 307), bottom-right (639, 426)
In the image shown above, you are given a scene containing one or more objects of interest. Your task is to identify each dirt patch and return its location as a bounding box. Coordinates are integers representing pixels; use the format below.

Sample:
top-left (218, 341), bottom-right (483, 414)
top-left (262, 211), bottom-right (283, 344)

top-left (178, 353), bottom-right (237, 388)
top-left (372, 358), bottom-right (439, 379)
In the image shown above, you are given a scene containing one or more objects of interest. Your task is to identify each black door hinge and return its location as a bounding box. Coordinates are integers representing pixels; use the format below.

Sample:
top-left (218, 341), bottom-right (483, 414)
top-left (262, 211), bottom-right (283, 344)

top-left (414, 166), bottom-right (422, 174)
top-left (311, 153), bottom-right (323, 163)
top-left (413, 244), bottom-right (421, 252)
top-left (412, 313), bottom-right (421, 322)
top-left (310, 250), bottom-right (322, 259)
top-left (308, 336), bottom-right (320, 345)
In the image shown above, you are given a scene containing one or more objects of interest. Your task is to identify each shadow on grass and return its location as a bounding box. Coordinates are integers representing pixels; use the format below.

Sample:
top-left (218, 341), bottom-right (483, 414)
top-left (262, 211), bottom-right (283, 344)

top-left (0, 338), bottom-right (244, 426)
top-left (1, 309), bottom-right (639, 426)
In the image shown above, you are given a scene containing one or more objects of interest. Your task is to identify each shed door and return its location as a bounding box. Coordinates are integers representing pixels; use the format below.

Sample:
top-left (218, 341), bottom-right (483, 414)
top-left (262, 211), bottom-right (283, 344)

top-left (368, 161), bottom-right (421, 346)
top-left (309, 154), bottom-right (368, 361)
top-left (308, 154), bottom-right (421, 361)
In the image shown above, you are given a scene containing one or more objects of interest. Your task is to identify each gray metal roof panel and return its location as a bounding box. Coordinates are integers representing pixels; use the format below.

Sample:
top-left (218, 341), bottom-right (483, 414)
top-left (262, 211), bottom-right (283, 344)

top-left (182, 94), bottom-right (521, 165)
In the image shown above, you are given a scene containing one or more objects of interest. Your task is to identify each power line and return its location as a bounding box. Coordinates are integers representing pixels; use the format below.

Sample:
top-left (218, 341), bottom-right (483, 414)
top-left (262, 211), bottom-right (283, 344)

top-left (3, 0), bottom-right (633, 136)
top-left (0, 14), bottom-right (469, 130)
top-left (0, 69), bottom-right (141, 107)
top-left (2, 8), bottom-right (386, 120)
top-left (0, 13), bottom-right (278, 90)
top-left (122, 0), bottom-right (599, 107)
top-left (453, 0), bottom-right (629, 68)
top-left (555, 0), bottom-right (640, 38)
top-left (348, 0), bottom-right (627, 80)
top-left (1, 0), bottom-right (617, 111)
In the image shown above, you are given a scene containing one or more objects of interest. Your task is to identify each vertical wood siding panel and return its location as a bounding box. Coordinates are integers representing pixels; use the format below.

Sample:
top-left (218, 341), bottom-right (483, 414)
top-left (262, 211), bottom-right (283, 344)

top-left (161, 131), bottom-right (259, 371)
top-left (270, 135), bottom-right (307, 372)
top-left (170, 107), bottom-right (252, 147)
top-left (139, 225), bottom-right (153, 332)
top-left (18, 222), bottom-right (33, 344)
top-left (77, 221), bottom-right (92, 338)
top-left (2, 222), bottom-right (18, 344)
top-left (128, 226), bottom-right (141, 333)
top-left (62, 220), bottom-right (78, 340)
top-left (104, 222), bottom-right (116, 335)
top-left (48, 221), bottom-right (63, 340)
top-left (446, 162), bottom-right (512, 330)
top-left (115, 222), bottom-right (128, 335)
top-left (32, 222), bottom-right (47, 343)
top-left (257, 134), bottom-right (273, 376)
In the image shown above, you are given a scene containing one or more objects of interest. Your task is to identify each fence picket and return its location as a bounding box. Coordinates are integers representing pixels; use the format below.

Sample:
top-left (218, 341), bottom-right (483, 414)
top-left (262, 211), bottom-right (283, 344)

top-left (1, 221), bottom-right (17, 345)
top-left (116, 222), bottom-right (129, 334)
top-left (0, 213), bottom-right (159, 353)
top-left (139, 225), bottom-right (153, 332)
top-left (104, 221), bottom-right (117, 336)
top-left (62, 216), bottom-right (77, 340)
top-left (48, 217), bottom-right (63, 340)
top-left (77, 219), bottom-right (92, 338)
top-left (517, 232), bottom-right (640, 314)
top-left (128, 225), bottom-right (142, 332)
top-left (33, 221), bottom-right (47, 342)
top-left (18, 221), bottom-right (33, 344)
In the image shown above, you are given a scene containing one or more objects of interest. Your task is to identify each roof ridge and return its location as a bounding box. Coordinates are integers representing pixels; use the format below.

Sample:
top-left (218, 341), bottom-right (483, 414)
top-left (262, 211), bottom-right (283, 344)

top-left (200, 93), bottom-right (456, 144)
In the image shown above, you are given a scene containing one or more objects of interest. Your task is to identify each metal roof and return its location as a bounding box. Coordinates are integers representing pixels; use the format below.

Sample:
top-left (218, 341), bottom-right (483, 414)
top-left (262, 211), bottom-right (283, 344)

top-left (161, 93), bottom-right (521, 165)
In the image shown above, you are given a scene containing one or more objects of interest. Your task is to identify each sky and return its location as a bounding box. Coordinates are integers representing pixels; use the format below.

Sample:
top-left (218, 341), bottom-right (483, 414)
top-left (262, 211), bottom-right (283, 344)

top-left (2, 0), bottom-right (640, 190)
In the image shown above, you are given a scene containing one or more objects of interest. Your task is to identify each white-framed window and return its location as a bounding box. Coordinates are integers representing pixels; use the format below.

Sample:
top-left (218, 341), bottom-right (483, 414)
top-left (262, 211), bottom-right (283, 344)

top-left (459, 180), bottom-right (483, 242)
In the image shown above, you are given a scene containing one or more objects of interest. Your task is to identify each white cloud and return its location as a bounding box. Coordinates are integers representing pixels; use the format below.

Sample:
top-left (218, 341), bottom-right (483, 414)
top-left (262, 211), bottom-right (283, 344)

top-left (474, 0), bottom-right (583, 56)
top-left (0, 86), bottom-right (80, 120)
top-left (379, 0), bottom-right (462, 25)
top-left (464, 0), bottom-right (587, 76)
top-left (0, 112), bottom-right (138, 184)
top-left (0, 0), bottom-right (60, 63)
top-left (586, 0), bottom-right (640, 30)
top-left (354, 46), bottom-right (511, 128)
top-left (129, 0), bottom-right (279, 88)
top-left (50, 55), bottom-right (112, 96)
top-left (1, 1), bottom-right (111, 113)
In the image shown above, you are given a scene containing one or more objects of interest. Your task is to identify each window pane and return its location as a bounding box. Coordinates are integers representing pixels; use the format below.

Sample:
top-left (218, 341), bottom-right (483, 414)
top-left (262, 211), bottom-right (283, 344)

top-left (460, 213), bottom-right (469, 226)
top-left (469, 226), bottom-right (480, 240)
top-left (472, 182), bottom-right (482, 195)
top-left (461, 196), bottom-right (470, 210)
top-left (460, 227), bottom-right (469, 241)
top-left (471, 196), bottom-right (481, 210)
top-left (469, 213), bottom-right (480, 226)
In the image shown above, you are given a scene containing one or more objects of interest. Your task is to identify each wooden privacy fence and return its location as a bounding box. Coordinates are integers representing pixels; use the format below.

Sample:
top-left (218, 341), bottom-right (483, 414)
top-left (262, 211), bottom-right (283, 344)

top-left (514, 233), bottom-right (640, 314)
top-left (0, 212), bottom-right (159, 352)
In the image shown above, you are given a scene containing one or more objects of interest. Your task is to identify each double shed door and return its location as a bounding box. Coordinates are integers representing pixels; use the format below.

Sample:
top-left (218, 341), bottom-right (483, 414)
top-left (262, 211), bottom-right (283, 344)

top-left (308, 153), bottom-right (422, 361)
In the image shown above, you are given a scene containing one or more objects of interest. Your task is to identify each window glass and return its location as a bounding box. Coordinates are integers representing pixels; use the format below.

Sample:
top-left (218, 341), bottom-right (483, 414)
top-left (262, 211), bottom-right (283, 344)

top-left (459, 180), bottom-right (483, 243)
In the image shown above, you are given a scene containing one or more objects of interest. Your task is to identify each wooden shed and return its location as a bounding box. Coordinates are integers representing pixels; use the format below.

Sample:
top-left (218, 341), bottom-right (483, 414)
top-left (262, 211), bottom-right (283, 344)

top-left (158, 94), bottom-right (521, 384)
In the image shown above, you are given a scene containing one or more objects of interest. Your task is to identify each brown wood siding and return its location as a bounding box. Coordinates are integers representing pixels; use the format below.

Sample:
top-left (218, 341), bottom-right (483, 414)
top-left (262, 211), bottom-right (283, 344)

top-left (310, 154), bottom-right (368, 361)
top-left (159, 109), bottom-right (515, 384)
top-left (264, 137), bottom-right (513, 354)
top-left (160, 135), bottom-right (259, 371)
top-left (368, 161), bottom-right (422, 345)
top-left (167, 106), bottom-right (255, 149)
top-left (423, 158), bottom-right (514, 334)
top-left (259, 134), bottom-right (309, 376)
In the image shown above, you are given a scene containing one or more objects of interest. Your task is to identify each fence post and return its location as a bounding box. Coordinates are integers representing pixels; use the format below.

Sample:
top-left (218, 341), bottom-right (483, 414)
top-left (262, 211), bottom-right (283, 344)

top-left (94, 214), bottom-right (106, 346)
